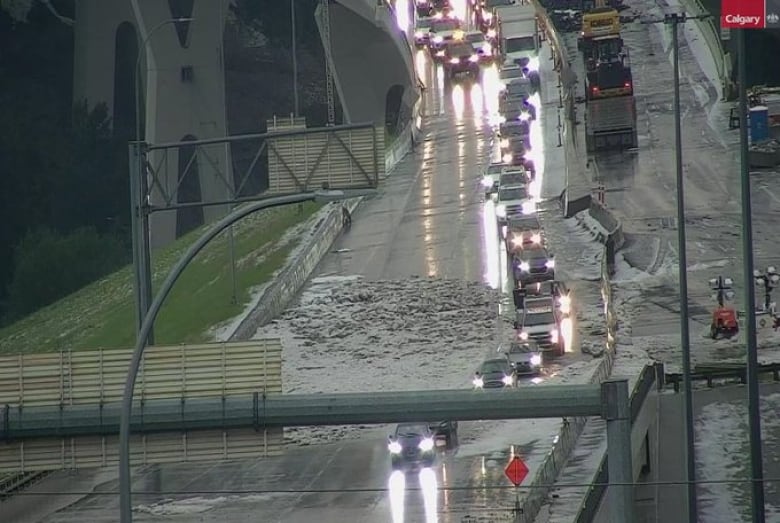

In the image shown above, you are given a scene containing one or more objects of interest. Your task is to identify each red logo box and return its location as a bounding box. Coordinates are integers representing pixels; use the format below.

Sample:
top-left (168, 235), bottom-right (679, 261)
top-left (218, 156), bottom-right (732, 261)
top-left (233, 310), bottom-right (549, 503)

top-left (721, 0), bottom-right (765, 28)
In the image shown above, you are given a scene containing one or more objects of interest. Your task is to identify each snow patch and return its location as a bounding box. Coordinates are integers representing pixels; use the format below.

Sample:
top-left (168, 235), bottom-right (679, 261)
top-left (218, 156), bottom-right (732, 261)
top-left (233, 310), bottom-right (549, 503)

top-left (696, 394), bottom-right (780, 522)
top-left (135, 493), bottom-right (285, 516)
top-left (257, 277), bottom-right (508, 445)
top-left (209, 204), bottom-right (336, 342)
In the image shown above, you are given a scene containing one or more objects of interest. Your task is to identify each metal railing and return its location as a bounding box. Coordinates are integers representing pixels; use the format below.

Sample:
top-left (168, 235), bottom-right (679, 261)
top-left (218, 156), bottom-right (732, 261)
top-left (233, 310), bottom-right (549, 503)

top-left (666, 362), bottom-right (780, 392)
top-left (574, 362), bottom-right (663, 523)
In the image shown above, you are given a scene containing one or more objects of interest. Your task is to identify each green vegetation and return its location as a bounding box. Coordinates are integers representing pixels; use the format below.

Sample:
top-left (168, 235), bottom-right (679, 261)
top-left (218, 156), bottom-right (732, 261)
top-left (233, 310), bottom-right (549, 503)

top-left (0, 202), bottom-right (323, 354)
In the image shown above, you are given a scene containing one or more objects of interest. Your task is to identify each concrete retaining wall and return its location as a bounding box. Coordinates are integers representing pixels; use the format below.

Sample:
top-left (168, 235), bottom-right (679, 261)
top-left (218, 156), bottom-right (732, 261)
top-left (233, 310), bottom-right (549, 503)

top-left (229, 104), bottom-right (416, 340)
top-left (229, 197), bottom-right (362, 340)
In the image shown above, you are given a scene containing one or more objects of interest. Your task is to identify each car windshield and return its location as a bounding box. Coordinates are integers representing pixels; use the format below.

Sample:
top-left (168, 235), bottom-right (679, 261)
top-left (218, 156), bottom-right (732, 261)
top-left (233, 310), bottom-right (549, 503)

top-left (500, 173), bottom-right (525, 185)
top-left (466, 33), bottom-right (485, 43)
top-left (501, 124), bottom-right (527, 136)
top-left (505, 37), bottom-right (536, 53)
top-left (432, 20), bottom-right (459, 32)
top-left (416, 19), bottom-right (433, 29)
top-left (487, 165), bottom-right (504, 175)
top-left (499, 187), bottom-right (528, 201)
top-left (525, 312), bottom-right (555, 325)
top-left (509, 343), bottom-right (535, 353)
top-left (506, 83), bottom-right (530, 97)
top-left (501, 68), bottom-right (524, 80)
top-left (480, 360), bottom-right (508, 373)
top-left (449, 44), bottom-right (474, 56)
top-left (396, 424), bottom-right (428, 437)
top-left (524, 249), bottom-right (549, 260)
top-left (486, 0), bottom-right (515, 6)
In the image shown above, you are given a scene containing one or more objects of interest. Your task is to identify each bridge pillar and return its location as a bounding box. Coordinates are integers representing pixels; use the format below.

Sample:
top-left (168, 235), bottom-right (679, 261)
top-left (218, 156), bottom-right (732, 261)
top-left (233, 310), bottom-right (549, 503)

top-left (74, 0), bottom-right (232, 247)
top-left (317, 1), bottom-right (420, 135)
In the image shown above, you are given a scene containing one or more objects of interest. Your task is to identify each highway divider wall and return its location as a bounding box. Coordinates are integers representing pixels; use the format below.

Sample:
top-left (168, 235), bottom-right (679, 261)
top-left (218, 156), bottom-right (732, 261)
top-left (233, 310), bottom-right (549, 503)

top-left (229, 198), bottom-right (363, 341)
top-left (515, 247), bottom-right (617, 522)
top-left (531, 0), bottom-right (591, 218)
top-left (230, 109), bottom-right (417, 340)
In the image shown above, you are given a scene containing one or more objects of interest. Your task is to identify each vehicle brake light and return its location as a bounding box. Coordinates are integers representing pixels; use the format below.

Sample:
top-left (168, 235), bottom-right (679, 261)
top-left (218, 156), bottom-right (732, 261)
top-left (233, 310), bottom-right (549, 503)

top-left (624, 82), bottom-right (632, 88)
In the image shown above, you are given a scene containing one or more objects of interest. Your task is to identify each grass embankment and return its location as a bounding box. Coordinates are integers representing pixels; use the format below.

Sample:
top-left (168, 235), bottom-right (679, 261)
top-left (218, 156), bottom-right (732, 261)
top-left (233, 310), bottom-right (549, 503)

top-left (0, 202), bottom-right (323, 354)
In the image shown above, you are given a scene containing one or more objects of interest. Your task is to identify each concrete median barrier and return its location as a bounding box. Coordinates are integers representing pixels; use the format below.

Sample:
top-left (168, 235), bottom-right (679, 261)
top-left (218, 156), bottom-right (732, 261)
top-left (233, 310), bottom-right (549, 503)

top-left (229, 197), bottom-right (363, 340)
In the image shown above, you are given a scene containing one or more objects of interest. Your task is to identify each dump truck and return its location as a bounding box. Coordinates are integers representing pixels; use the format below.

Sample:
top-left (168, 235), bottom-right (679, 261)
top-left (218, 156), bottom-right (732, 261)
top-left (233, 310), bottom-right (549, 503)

top-left (578, 1), bottom-right (637, 151)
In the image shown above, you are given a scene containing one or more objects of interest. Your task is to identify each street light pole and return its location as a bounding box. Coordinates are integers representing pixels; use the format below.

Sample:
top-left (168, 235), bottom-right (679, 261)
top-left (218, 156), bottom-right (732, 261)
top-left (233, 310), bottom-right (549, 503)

top-left (666, 13), bottom-right (697, 521)
top-left (291, 0), bottom-right (300, 117)
top-left (737, 27), bottom-right (767, 523)
top-left (132, 17), bottom-right (193, 345)
top-left (118, 189), bottom-right (376, 523)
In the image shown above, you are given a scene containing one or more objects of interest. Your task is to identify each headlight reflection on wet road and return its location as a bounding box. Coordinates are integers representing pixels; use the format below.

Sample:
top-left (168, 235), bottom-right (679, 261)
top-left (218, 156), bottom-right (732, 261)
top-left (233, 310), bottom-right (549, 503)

top-left (388, 468), bottom-right (439, 523)
top-left (389, 470), bottom-right (405, 523)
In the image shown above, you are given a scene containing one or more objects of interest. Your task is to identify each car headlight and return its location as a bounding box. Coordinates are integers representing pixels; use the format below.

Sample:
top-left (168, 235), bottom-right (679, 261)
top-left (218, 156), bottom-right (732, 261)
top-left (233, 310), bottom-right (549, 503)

top-left (546, 259), bottom-right (555, 269)
top-left (500, 138), bottom-right (510, 148)
top-left (415, 31), bottom-right (424, 38)
top-left (519, 261), bottom-right (530, 272)
top-left (511, 234), bottom-right (523, 247)
top-left (487, 29), bottom-right (496, 38)
top-left (530, 354), bottom-right (542, 366)
top-left (481, 176), bottom-right (494, 187)
top-left (495, 204), bottom-right (507, 218)
top-left (433, 35), bottom-right (444, 43)
top-left (527, 56), bottom-right (540, 71)
top-left (450, 57), bottom-right (461, 64)
top-left (418, 438), bottom-right (435, 451)
top-left (531, 233), bottom-right (541, 243)
top-left (388, 441), bottom-right (402, 454)
top-left (473, 377), bottom-right (484, 388)
top-left (484, 12), bottom-right (493, 21)
top-left (436, 50), bottom-right (446, 57)
top-left (518, 331), bottom-right (529, 340)
top-left (469, 54), bottom-right (480, 62)
top-left (519, 111), bottom-right (531, 122)
top-left (551, 329), bottom-right (559, 343)
top-left (521, 201), bottom-right (536, 215)
top-left (502, 374), bottom-right (514, 385)
top-left (502, 153), bottom-right (513, 163)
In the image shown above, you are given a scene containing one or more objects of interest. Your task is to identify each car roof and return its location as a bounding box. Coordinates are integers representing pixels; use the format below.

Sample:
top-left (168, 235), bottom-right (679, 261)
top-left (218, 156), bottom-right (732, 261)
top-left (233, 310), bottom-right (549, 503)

top-left (520, 247), bottom-right (550, 258)
top-left (447, 43), bottom-right (474, 54)
top-left (396, 423), bottom-right (430, 435)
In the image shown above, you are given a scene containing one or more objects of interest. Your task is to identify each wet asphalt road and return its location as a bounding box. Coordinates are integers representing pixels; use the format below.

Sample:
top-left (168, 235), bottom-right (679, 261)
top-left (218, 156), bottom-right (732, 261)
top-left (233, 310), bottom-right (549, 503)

top-left (19, 40), bottom-right (579, 523)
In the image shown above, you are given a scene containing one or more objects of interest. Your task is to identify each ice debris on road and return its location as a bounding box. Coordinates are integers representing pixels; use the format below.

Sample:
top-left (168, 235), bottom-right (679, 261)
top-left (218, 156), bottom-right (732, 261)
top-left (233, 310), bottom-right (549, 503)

top-left (696, 393), bottom-right (780, 522)
top-left (258, 276), bottom-right (514, 445)
top-left (257, 275), bottom-right (606, 445)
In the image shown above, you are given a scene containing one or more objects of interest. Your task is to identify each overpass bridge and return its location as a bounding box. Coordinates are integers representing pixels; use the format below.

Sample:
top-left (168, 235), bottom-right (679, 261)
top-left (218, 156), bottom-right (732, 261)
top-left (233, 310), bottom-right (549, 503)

top-left (74, 0), bottom-right (419, 246)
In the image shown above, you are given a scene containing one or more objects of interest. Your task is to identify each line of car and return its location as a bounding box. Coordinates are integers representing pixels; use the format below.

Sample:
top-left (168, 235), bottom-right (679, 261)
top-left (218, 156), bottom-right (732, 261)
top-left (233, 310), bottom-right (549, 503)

top-left (386, 0), bottom-right (563, 472)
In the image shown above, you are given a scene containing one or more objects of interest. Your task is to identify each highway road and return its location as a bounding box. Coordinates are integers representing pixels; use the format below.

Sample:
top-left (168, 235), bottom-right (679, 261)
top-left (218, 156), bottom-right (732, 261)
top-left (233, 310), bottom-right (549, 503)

top-left (559, 0), bottom-right (780, 368)
top-left (8, 36), bottom-right (590, 523)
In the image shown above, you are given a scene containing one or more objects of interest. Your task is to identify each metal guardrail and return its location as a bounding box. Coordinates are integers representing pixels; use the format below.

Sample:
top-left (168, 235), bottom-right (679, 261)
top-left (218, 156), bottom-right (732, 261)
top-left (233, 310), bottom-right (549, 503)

top-left (574, 362), bottom-right (663, 523)
top-left (666, 362), bottom-right (780, 392)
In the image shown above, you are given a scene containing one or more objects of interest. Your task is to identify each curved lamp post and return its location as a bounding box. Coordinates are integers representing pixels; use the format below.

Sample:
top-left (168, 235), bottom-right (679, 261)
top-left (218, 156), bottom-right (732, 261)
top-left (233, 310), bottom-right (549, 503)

top-left (118, 189), bottom-right (374, 522)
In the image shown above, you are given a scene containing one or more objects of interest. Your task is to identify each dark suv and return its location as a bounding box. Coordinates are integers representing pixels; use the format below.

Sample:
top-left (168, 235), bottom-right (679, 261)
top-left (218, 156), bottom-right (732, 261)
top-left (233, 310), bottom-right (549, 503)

top-left (388, 423), bottom-right (437, 470)
top-left (443, 42), bottom-right (480, 79)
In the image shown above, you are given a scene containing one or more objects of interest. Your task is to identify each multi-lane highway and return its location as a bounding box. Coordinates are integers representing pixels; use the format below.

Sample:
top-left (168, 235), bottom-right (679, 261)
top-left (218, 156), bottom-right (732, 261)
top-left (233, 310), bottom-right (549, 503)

top-left (8, 16), bottom-right (614, 522)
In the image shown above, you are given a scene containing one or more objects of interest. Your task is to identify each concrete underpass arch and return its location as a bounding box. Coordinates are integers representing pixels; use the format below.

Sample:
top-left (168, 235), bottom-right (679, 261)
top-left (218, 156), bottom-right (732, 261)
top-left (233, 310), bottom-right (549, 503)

top-left (113, 21), bottom-right (138, 137)
top-left (176, 135), bottom-right (205, 237)
top-left (385, 84), bottom-right (405, 135)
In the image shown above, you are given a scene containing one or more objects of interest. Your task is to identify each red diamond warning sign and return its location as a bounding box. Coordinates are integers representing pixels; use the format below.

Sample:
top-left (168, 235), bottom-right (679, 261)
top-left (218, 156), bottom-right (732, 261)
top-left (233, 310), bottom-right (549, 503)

top-left (505, 455), bottom-right (529, 486)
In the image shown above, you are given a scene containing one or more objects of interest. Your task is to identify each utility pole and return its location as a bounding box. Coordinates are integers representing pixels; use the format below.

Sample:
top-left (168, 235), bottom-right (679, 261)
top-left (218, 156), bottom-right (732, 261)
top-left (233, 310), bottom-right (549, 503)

top-left (320, 0), bottom-right (336, 125)
top-left (737, 27), bottom-right (767, 523)
top-left (291, 0), bottom-right (300, 117)
top-left (641, 11), bottom-right (709, 520)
